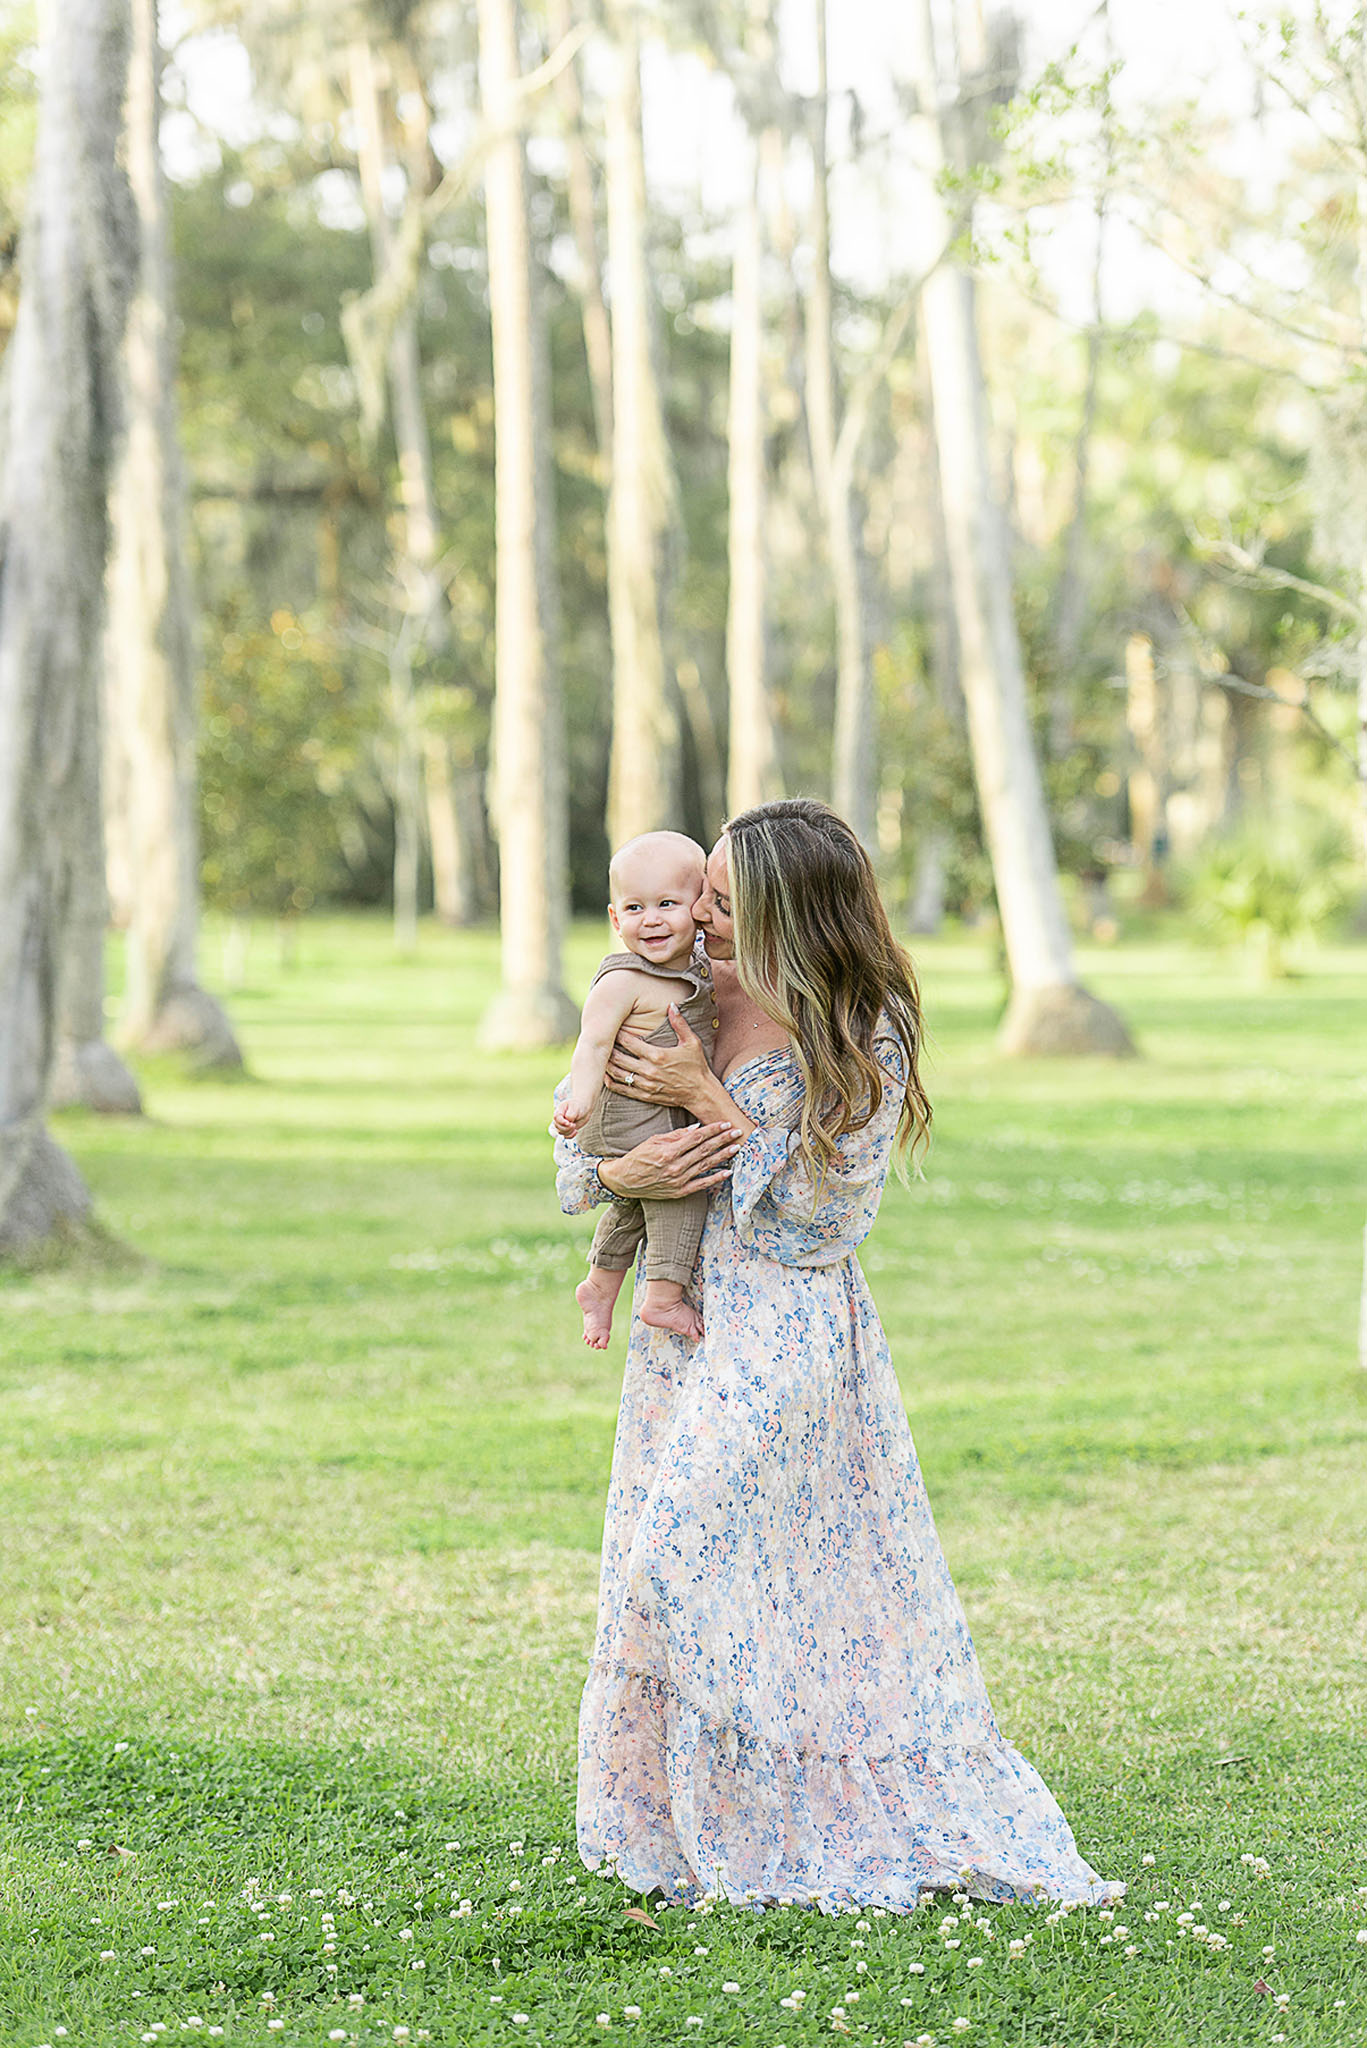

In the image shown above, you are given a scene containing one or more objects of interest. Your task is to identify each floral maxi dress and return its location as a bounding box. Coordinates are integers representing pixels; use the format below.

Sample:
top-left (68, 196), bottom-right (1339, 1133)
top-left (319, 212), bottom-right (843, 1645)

top-left (554, 1041), bottom-right (1122, 1913)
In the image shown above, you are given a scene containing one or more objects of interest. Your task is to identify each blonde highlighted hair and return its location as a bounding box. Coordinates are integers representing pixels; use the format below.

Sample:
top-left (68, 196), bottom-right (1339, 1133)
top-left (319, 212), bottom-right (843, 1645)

top-left (726, 797), bottom-right (932, 1191)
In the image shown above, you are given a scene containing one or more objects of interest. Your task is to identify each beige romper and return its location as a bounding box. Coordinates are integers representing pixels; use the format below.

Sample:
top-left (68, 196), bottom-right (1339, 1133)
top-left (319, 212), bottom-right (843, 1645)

top-left (578, 948), bottom-right (720, 1288)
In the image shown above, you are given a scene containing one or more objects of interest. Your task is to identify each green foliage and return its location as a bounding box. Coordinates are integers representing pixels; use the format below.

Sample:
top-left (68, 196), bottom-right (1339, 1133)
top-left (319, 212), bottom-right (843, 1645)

top-left (1183, 809), bottom-right (1358, 976)
top-left (199, 610), bottom-right (374, 915)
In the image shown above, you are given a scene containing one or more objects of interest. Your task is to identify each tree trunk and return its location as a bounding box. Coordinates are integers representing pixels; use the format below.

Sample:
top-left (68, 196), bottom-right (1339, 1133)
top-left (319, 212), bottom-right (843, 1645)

top-left (0, 0), bottom-right (135, 1253)
top-left (106, 0), bottom-right (240, 1071)
top-left (907, 826), bottom-right (949, 936)
top-left (805, 1), bottom-right (875, 845)
top-left (50, 816), bottom-right (142, 1113)
top-left (348, 37), bottom-right (444, 956)
top-left (603, 4), bottom-right (680, 845)
top-left (549, 0), bottom-right (613, 473)
top-left (476, 0), bottom-right (577, 1047)
top-left (726, 129), bottom-right (779, 814)
top-left (908, 0), bottom-right (1132, 1056)
top-left (424, 731), bottom-right (482, 926)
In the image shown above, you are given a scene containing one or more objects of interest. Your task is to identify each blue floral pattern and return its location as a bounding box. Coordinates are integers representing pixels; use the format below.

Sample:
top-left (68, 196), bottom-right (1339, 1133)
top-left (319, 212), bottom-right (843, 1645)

top-left (553, 1041), bottom-right (1123, 1912)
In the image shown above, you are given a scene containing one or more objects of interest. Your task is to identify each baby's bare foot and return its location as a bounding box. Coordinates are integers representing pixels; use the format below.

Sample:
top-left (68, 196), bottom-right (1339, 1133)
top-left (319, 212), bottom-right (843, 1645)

top-left (641, 1293), bottom-right (703, 1342)
top-left (576, 1275), bottom-right (616, 1348)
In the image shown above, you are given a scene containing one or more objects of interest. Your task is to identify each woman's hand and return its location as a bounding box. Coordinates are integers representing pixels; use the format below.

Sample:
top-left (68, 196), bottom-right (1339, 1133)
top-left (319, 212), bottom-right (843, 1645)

top-left (597, 1122), bottom-right (744, 1202)
top-left (604, 1006), bottom-right (713, 1115)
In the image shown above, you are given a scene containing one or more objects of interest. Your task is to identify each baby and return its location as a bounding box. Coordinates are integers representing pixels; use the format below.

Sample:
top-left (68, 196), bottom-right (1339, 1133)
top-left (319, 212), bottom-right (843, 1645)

top-left (555, 830), bottom-right (719, 1349)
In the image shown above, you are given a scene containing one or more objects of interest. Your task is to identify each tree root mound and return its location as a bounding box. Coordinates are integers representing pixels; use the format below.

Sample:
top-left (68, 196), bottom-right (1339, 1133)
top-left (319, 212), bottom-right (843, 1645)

top-left (478, 983), bottom-right (581, 1051)
top-left (998, 982), bottom-right (1137, 1058)
top-left (49, 1038), bottom-right (143, 1114)
top-left (137, 983), bottom-right (244, 1069)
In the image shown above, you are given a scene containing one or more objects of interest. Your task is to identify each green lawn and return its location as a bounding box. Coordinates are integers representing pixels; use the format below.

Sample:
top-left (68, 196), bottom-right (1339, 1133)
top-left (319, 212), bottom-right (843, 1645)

top-left (2, 915), bottom-right (1365, 2048)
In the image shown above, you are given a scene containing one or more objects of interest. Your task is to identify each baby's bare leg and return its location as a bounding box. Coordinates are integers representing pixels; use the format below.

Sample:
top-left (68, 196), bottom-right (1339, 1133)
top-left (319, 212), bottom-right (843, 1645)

top-left (576, 1263), bottom-right (628, 1349)
top-left (640, 1278), bottom-right (703, 1342)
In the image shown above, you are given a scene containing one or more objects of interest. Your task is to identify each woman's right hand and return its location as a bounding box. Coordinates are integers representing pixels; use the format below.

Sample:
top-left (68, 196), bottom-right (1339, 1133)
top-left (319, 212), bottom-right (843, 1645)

top-left (598, 1122), bottom-right (743, 1201)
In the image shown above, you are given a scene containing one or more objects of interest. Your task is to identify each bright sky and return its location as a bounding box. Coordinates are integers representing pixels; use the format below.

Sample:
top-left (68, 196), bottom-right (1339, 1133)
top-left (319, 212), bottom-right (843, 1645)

top-left (165, 0), bottom-right (1310, 328)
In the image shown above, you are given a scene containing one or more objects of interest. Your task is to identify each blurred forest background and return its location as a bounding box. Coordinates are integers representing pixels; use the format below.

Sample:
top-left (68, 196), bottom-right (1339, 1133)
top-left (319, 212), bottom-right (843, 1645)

top-left (1, 0), bottom-right (1366, 1240)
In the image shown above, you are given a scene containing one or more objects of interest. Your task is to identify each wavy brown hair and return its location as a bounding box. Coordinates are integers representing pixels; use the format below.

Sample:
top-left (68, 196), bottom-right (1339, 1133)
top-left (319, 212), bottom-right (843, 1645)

top-left (726, 796), bottom-right (932, 1192)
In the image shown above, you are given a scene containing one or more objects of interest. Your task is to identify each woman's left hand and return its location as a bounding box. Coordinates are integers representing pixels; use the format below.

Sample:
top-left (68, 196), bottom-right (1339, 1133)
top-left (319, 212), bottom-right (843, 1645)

top-left (605, 1006), bottom-right (711, 1114)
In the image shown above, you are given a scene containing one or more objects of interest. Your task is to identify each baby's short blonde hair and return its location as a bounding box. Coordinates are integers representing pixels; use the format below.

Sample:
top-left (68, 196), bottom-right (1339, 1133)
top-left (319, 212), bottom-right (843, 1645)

top-left (608, 830), bottom-right (706, 904)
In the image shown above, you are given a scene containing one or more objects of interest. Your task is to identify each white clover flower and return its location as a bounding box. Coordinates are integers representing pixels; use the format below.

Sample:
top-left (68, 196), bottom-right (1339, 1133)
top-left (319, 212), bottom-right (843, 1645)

top-left (508, 1880), bottom-right (522, 1893)
top-left (1141, 1853), bottom-right (1156, 1866)
top-left (967, 1957), bottom-right (983, 1968)
top-left (1176, 1913), bottom-right (1194, 1926)
top-left (722, 1982), bottom-right (740, 1994)
top-left (694, 1945), bottom-right (710, 1955)
top-left (400, 1928), bottom-right (413, 1940)
top-left (915, 2036), bottom-right (934, 2047)
top-left (1356, 1930), bottom-right (1367, 1945)
top-left (684, 2020), bottom-right (702, 2029)
top-left (1008, 1939), bottom-right (1027, 1956)
top-left (952, 2020), bottom-right (971, 2033)
top-left (940, 1916), bottom-right (959, 1931)
top-left (907, 1961), bottom-right (925, 1975)
top-left (1124, 1943), bottom-right (1139, 1957)
top-left (411, 1958), bottom-right (426, 1970)
top-left (830, 2009), bottom-right (846, 2020)
top-left (855, 1920), bottom-right (871, 1933)
top-left (489, 1997), bottom-right (503, 2006)
top-left (328, 2032), bottom-right (347, 2042)
top-left (267, 2022), bottom-right (284, 2033)
top-left (943, 1938), bottom-right (961, 1950)
top-left (855, 1959), bottom-right (868, 1974)
top-left (99, 1951), bottom-right (117, 1961)
top-left (348, 1993), bottom-right (365, 2007)
top-left (658, 1966), bottom-right (672, 1978)
top-left (394, 2031), bottom-right (410, 2042)
top-left (624, 2006), bottom-right (641, 2019)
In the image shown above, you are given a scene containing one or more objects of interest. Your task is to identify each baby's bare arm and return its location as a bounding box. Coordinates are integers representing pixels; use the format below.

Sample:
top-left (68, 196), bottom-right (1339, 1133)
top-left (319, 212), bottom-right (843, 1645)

top-left (563, 974), bottom-right (653, 1125)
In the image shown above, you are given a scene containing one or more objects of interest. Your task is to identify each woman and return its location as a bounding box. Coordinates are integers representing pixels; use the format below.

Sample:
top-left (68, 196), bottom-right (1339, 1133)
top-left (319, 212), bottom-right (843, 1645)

top-left (554, 798), bottom-right (1120, 1912)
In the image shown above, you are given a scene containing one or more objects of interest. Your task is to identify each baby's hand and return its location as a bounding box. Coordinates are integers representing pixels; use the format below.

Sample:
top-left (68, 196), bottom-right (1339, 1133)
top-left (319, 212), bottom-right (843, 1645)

top-left (554, 1101), bottom-right (589, 1137)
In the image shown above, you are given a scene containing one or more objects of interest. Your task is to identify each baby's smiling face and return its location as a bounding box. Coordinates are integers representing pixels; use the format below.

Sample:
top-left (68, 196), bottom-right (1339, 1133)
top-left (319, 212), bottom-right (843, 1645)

top-left (608, 845), bottom-right (703, 969)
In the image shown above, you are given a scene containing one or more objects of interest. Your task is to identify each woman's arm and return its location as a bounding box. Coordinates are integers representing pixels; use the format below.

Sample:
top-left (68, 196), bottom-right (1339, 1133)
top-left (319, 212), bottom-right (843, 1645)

top-left (551, 1076), bottom-right (743, 1214)
top-left (601, 1008), bottom-right (758, 1138)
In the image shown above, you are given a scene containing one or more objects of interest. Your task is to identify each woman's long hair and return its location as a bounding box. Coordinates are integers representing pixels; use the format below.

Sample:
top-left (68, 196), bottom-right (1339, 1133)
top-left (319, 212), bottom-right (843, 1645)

top-left (727, 797), bottom-right (932, 1191)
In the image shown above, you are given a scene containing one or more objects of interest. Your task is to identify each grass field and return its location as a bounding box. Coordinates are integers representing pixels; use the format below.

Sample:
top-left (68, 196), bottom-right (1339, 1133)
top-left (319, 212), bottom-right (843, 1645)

top-left (2, 914), bottom-right (1366, 2048)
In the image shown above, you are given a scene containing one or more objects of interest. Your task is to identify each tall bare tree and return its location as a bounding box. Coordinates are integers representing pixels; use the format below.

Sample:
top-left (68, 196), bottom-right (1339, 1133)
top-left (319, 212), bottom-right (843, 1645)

top-left (106, 0), bottom-right (241, 1067)
top-left (476, 0), bottom-right (577, 1046)
top-left (803, 0), bottom-right (876, 845)
top-left (0, 0), bottom-right (136, 1253)
top-left (907, 0), bottom-right (1132, 1055)
top-left (549, 0), bottom-right (614, 474)
top-left (603, 0), bottom-right (681, 845)
top-left (347, 33), bottom-right (438, 954)
top-left (725, 113), bottom-right (779, 813)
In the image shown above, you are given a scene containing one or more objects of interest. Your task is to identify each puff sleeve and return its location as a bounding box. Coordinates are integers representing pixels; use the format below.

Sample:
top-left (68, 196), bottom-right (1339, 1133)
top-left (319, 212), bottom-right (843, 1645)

top-left (550, 1077), bottom-right (611, 1217)
top-left (727, 1037), bottom-right (906, 1268)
